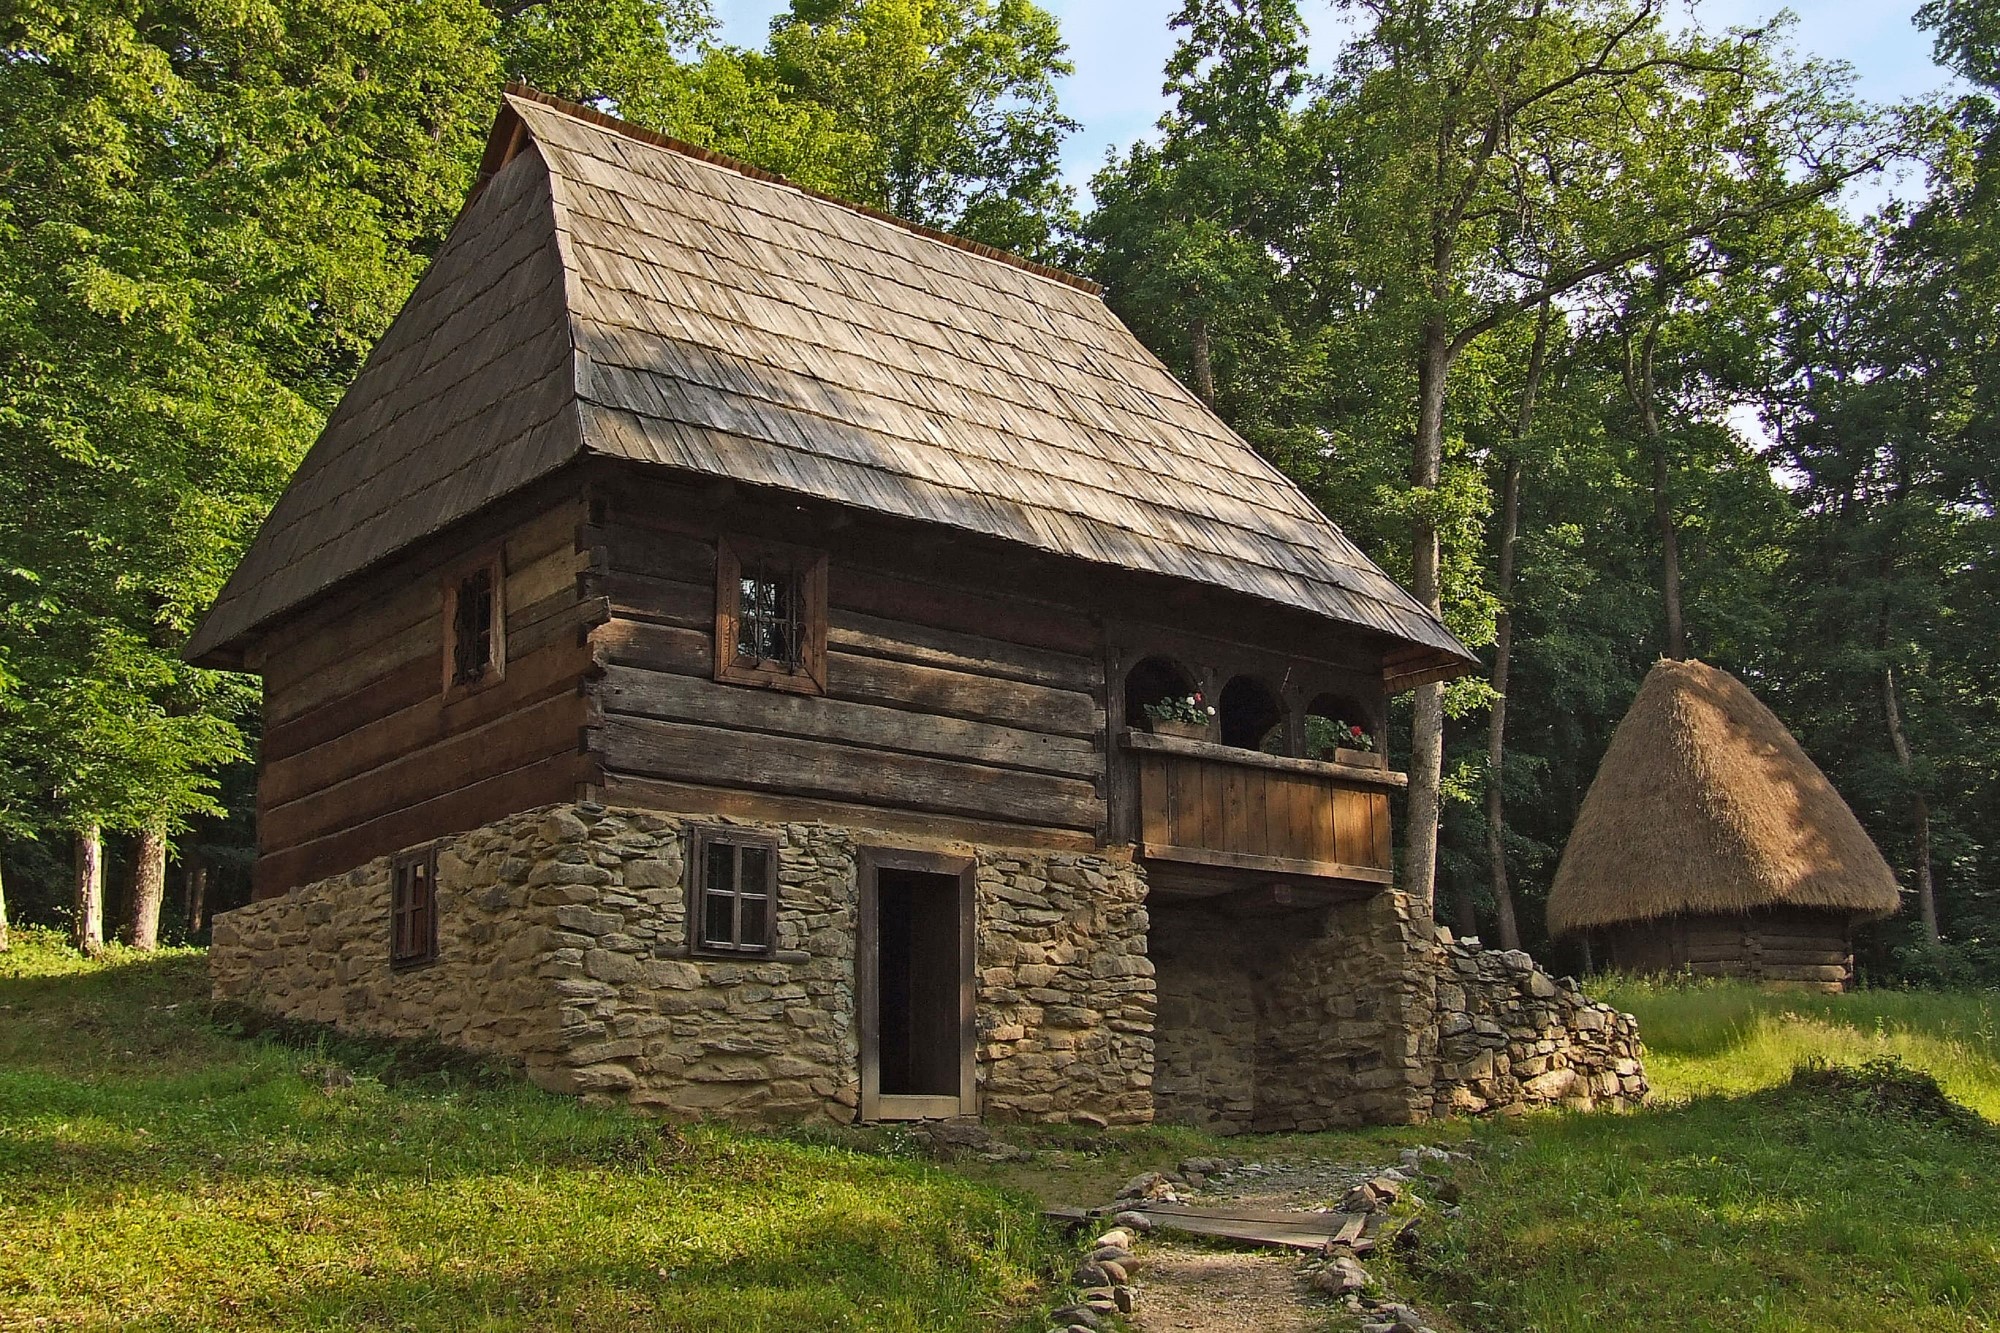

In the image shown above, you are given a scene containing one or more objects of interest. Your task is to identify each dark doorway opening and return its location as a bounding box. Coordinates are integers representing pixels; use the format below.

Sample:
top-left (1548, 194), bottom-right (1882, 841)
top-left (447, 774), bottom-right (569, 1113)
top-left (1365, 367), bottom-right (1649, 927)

top-left (876, 868), bottom-right (962, 1097)
top-left (859, 849), bottom-right (975, 1120)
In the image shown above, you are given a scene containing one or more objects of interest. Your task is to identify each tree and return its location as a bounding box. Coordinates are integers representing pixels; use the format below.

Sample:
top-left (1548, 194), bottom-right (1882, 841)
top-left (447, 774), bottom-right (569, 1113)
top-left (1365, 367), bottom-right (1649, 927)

top-left (1314, 0), bottom-right (1884, 915)
top-left (1087, 0), bottom-right (1311, 412)
top-left (765, 0), bottom-right (1078, 255)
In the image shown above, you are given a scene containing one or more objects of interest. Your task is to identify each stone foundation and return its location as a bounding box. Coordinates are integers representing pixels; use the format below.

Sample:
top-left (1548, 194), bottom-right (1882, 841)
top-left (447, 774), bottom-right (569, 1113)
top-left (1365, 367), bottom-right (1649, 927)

top-left (212, 802), bottom-right (1151, 1124)
top-left (213, 803), bottom-right (1640, 1127)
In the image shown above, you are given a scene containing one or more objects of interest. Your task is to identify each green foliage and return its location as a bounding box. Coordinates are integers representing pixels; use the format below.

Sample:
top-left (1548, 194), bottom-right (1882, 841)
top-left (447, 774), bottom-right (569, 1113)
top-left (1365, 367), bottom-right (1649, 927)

top-left (1395, 981), bottom-right (2000, 1331)
top-left (765, 0), bottom-right (1079, 256)
top-left (0, 0), bottom-right (1078, 921)
top-left (0, 931), bottom-right (1064, 1329)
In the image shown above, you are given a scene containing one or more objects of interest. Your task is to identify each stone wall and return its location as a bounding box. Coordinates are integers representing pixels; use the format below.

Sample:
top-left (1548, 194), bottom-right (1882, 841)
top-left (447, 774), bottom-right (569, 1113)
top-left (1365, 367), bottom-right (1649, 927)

top-left (209, 806), bottom-right (579, 1088)
top-left (1149, 905), bottom-right (1263, 1133)
top-left (1417, 933), bottom-right (1647, 1116)
top-left (1147, 889), bottom-right (1647, 1133)
top-left (214, 802), bottom-right (1637, 1128)
top-left (212, 802), bottom-right (1151, 1125)
top-left (975, 851), bottom-right (1154, 1126)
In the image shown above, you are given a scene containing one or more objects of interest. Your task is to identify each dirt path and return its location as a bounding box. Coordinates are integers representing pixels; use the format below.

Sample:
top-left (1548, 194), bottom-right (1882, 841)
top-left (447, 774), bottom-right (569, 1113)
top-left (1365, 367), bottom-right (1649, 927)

top-left (1129, 1239), bottom-right (1331, 1333)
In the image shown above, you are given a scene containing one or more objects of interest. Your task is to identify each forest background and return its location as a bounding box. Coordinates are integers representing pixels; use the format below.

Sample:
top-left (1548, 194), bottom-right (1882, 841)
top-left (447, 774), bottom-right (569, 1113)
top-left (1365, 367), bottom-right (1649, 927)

top-left (2, 0), bottom-right (1995, 985)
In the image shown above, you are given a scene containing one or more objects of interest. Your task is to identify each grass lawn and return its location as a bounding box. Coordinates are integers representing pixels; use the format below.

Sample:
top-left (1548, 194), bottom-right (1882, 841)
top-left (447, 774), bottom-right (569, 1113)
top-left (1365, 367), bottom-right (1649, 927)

top-left (1392, 977), bottom-right (2000, 1333)
top-left (0, 930), bottom-right (1062, 1331)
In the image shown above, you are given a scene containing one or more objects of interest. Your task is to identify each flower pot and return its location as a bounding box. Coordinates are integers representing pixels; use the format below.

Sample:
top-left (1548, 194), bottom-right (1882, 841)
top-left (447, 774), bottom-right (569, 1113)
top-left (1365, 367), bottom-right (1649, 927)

top-left (1333, 747), bottom-right (1384, 769)
top-left (1149, 719), bottom-right (1209, 741)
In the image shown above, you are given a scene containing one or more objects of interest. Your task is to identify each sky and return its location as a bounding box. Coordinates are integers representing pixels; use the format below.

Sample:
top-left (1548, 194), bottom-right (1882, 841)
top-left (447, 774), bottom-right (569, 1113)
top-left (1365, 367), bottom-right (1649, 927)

top-left (711, 0), bottom-right (1958, 207)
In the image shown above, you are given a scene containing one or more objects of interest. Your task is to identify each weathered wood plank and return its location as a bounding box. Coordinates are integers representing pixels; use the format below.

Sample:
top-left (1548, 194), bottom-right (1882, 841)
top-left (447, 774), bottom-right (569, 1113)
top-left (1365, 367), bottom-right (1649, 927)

top-left (590, 619), bottom-right (1102, 738)
top-left (262, 657), bottom-right (436, 765)
top-left (830, 564), bottom-right (1099, 658)
top-left (1124, 1204), bottom-right (1355, 1250)
top-left (267, 612), bottom-right (440, 725)
top-left (603, 570), bottom-right (712, 628)
top-left (255, 750), bottom-right (592, 898)
top-left (1332, 788), bottom-right (1371, 867)
top-left (262, 638), bottom-right (592, 810)
top-left (1139, 841), bottom-right (1395, 885)
top-left (829, 608), bottom-right (1097, 691)
top-left (599, 664), bottom-right (1100, 780)
top-left (259, 577), bottom-right (437, 700)
top-left (599, 714), bottom-right (1100, 831)
top-left (1123, 730), bottom-right (1408, 788)
top-left (262, 691), bottom-right (586, 849)
top-left (599, 772), bottom-right (1100, 853)
top-left (506, 539), bottom-right (586, 613)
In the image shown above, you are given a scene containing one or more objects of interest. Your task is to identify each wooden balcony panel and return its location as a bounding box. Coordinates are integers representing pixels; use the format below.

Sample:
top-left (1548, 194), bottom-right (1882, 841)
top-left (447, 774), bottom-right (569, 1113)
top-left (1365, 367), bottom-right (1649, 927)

top-left (1123, 731), bottom-right (1402, 896)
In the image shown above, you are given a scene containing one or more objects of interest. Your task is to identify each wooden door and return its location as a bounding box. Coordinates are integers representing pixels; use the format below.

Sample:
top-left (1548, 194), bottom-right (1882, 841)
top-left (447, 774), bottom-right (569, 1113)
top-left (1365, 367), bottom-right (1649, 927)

top-left (857, 847), bottom-right (977, 1121)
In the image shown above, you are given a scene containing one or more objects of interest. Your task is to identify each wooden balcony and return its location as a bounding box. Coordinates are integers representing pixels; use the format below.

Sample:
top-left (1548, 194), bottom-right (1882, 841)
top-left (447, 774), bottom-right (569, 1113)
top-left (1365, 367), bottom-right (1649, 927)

top-left (1123, 730), bottom-right (1405, 911)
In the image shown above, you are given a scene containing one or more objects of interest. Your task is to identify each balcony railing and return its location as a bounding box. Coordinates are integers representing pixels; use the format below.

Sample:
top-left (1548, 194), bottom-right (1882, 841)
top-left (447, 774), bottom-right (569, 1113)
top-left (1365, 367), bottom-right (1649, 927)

top-left (1123, 730), bottom-right (1405, 902)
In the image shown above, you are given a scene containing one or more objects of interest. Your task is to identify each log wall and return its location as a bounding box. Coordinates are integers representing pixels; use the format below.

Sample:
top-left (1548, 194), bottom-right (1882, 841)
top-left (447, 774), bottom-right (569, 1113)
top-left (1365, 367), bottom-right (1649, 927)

top-left (586, 475), bottom-right (1109, 847)
top-left (1600, 909), bottom-right (1855, 991)
top-left (244, 462), bottom-right (1410, 895)
top-left (251, 487), bottom-right (597, 896)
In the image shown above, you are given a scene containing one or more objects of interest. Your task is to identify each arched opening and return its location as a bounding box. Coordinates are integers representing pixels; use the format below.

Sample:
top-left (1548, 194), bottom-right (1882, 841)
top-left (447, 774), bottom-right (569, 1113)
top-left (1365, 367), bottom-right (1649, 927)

top-left (1124, 656), bottom-right (1199, 730)
top-left (1304, 693), bottom-right (1374, 760)
top-left (1218, 676), bottom-right (1284, 750)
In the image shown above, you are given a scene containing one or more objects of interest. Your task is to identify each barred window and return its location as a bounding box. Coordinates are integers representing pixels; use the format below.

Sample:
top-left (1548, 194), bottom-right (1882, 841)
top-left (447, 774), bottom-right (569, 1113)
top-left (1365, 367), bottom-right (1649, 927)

top-left (391, 847), bottom-right (438, 968)
top-left (689, 828), bottom-right (778, 956)
top-left (736, 561), bottom-right (802, 669)
top-left (444, 553), bottom-right (504, 696)
top-left (714, 538), bottom-right (826, 695)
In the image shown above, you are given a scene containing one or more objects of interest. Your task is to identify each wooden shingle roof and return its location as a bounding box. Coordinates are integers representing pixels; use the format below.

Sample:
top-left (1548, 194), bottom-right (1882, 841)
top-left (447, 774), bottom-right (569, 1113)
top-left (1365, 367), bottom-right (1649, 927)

top-left (188, 89), bottom-right (1474, 683)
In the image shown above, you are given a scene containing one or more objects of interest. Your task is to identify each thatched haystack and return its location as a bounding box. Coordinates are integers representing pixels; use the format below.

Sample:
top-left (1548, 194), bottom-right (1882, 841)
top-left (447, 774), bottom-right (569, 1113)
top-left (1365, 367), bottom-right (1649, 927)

top-left (1548, 658), bottom-right (1900, 991)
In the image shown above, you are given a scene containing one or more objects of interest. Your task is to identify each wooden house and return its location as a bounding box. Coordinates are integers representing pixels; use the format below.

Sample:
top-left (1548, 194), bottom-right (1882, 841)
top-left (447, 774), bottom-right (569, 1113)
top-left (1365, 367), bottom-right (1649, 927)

top-left (194, 89), bottom-right (1500, 1129)
top-left (1547, 659), bottom-right (1902, 992)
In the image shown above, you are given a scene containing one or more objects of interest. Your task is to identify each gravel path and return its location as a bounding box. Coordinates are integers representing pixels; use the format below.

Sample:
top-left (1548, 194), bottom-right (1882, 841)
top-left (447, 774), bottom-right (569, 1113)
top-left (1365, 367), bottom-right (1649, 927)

top-left (1129, 1240), bottom-right (1332, 1333)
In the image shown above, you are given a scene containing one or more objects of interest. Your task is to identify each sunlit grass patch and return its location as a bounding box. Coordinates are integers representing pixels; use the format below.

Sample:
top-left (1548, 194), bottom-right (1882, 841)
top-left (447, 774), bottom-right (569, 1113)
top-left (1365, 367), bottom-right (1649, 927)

top-left (0, 929), bottom-right (1061, 1331)
top-left (1392, 977), bottom-right (2000, 1332)
top-left (1595, 974), bottom-right (2000, 1119)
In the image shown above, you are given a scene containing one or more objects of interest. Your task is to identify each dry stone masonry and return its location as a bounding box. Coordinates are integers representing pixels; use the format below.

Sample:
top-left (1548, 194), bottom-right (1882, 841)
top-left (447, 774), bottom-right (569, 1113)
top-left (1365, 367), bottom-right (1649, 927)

top-left (211, 801), bottom-right (1641, 1127)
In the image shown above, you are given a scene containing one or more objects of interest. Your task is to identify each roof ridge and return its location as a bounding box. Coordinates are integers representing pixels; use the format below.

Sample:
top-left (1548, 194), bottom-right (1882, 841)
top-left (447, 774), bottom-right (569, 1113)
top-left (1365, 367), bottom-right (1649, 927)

top-left (496, 83), bottom-right (1102, 298)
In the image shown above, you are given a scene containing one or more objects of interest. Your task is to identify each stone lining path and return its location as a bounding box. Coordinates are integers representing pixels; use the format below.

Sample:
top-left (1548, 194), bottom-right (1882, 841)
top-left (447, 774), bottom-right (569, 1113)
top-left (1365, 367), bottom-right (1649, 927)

top-left (1044, 1149), bottom-right (1464, 1333)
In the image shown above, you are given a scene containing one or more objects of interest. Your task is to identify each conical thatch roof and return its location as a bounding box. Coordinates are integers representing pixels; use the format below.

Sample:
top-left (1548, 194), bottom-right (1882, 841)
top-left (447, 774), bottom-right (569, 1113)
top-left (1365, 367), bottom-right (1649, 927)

top-left (1547, 658), bottom-right (1901, 936)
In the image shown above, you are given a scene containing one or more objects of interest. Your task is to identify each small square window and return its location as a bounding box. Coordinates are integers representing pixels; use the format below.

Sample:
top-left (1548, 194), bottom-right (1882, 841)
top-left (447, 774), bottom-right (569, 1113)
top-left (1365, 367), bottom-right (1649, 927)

top-left (688, 827), bottom-right (779, 956)
top-left (391, 847), bottom-right (438, 968)
top-left (715, 538), bottom-right (826, 695)
top-left (443, 553), bottom-right (505, 698)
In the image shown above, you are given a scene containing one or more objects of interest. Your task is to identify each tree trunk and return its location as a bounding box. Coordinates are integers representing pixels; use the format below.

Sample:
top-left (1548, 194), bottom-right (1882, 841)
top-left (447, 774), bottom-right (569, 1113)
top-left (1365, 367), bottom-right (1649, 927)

top-left (1652, 447), bottom-right (1685, 660)
top-left (185, 857), bottom-right (210, 938)
top-left (1484, 302), bottom-right (1552, 954)
top-left (1451, 881), bottom-right (1480, 939)
top-left (1625, 323), bottom-right (1684, 659)
top-left (1486, 453), bottom-right (1525, 952)
top-left (1405, 320), bottom-right (1452, 919)
top-left (1883, 664), bottom-right (1940, 943)
top-left (74, 827), bottom-right (104, 956)
top-left (1189, 314), bottom-right (1217, 408)
top-left (129, 828), bottom-right (167, 951)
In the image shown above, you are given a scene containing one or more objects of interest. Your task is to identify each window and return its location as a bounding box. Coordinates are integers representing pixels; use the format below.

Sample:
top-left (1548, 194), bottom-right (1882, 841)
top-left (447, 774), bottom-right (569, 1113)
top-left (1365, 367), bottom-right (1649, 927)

top-left (391, 847), bottom-right (438, 968)
top-left (443, 553), bottom-right (505, 697)
top-left (688, 827), bottom-right (779, 956)
top-left (715, 537), bottom-right (827, 694)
